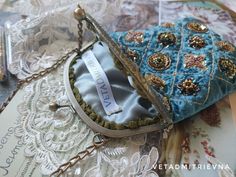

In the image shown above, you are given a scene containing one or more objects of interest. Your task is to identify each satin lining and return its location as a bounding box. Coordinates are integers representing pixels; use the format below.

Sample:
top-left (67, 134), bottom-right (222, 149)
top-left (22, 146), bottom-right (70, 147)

top-left (73, 41), bottom-right (157, 124)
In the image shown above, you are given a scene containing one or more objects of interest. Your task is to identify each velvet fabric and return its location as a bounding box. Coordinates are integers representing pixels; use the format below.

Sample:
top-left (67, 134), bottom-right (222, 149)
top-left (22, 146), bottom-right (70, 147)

top-left (110, 17), bottom-right (236, 123)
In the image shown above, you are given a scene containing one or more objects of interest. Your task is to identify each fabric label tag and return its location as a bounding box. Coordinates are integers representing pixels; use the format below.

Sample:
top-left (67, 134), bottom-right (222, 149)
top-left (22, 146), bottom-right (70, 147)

top-left (82, 50), bottom-right (121, 115)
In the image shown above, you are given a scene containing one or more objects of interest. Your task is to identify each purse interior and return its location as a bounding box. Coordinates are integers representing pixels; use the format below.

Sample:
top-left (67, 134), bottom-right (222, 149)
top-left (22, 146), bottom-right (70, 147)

top-left (71, 41), bottom-right (160, 129)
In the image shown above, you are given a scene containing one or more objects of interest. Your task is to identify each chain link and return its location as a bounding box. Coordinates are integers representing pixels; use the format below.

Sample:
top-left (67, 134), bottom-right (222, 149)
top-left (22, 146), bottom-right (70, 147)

top-left (50, 134), bottom-right (108, 177)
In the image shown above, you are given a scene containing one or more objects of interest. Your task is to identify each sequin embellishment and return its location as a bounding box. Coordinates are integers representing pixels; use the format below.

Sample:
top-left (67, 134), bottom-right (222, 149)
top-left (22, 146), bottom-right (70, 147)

top-left (216, 41), bottom-right (235, 52)
top-left (126, 49), bottom-right (139, 62)
top-left (162, 22), bottom-right (175, 28)
top-left (158, 32), bottom-right (176, 46)
top-left (219, 58), bottom-right (236, 79)
top-left (187, 22), bottom-right (208, 33)
top-left (125, 31), bottom-right (144, 43)
top-left (184, 54), bottom-right (206, 70)
top-left (178, 78), bottom-right (200, 95)
top-left (148, 53), bottom-right (171, 71)
top-left (145, 74), bottom-right (165, 90)
top-left (189, 36), bottom-right (206, 49)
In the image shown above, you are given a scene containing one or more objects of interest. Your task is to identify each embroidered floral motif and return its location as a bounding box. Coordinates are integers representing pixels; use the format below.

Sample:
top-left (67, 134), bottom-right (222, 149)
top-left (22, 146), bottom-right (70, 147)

top-left (71, 124), bottom-right (79, 133)
top-left (148, 53), bottom-right (171, 71)
top-left (219, 58), bottom-right (236, 79)
top-left (178, 78), bottom-right (200, 95)
top-left (161, 22), bottom-right (175, 28)
top-left (189, 36), bottom-right (206, 49)
top-left (158, 32), bottom-right (176, 46)
top-left (184, 54), bottom-right (206, 70)
top-left (145, 74), bottom-right (165, 90)
top-left (216, 41), bottom-right (235, 52)
top-left (126, 48), bottom-right (139, 62)
top-left (187, 22), bottom-right (208, 33)
top-left (125, 31), bottom-right (144, 43)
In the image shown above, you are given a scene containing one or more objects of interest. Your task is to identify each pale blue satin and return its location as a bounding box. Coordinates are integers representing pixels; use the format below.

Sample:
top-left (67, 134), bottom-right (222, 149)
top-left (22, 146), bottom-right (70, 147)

top-left (73, 42), bottom-right (157, 124)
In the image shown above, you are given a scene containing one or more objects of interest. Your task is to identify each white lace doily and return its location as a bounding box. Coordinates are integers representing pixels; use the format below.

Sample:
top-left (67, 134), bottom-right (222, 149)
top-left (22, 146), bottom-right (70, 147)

top-left (16, 66), bottom-right (160, 176)
top-left (10, 1), bottom-right (162, 176)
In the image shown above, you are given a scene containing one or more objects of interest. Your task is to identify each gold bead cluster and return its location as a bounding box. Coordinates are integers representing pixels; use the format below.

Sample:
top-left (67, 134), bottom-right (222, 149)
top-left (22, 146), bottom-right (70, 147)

top-left (216, 41), bottom-right (235, 52)
top-left (125, 31), bottom-right (144, 44)
top-left (219, 58), bottom-right (236, 79)
top-left (189, 36), bottom-right (206, 49)
top-left (148, 53), bottom-right (171, 71)
top-left (126, 48), bottom-right (139, 62)
top-left (158, 32), bottom-right (176, 46)
top-left (161, 22), bottom-right (175, 28)
top-left (187, 22), bottom-right (208, 33)
top-left (177, 78), bottom-right (200, 96)
top-left (145, 74), bottom-right (165, 90)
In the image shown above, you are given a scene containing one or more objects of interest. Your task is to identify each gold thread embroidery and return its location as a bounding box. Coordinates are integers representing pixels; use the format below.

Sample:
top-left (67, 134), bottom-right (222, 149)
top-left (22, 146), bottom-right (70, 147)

top-left (161, 22), bottom-right (175, 28)
top-left (177, 78), bottom-right (200, 96)
top-left (218, 58), bottom-right (236, 79)
top-left (148, 53), bottom-right (171, 71)
top-left (125, 31), bottom-right (144, 43)
top-left (189, 36), bottom-right (206, 49)
top-left (158, 32), bottom-right (176, 46)
top-left (126, 48), bottom-right (139, 62)
top-left (187, 22), bottom-right (208, 33)
top-left (145, 74), bottom-right (165, 90)
top-left (216, 41), bottom-right (235, 52)
top-left (184, 54), bottom-right (206, 70)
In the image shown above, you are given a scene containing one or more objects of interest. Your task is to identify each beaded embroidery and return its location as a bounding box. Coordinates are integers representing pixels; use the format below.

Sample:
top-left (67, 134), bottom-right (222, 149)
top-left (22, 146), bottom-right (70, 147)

top-left (126, 48), bottom-right (139, 62)
top-left (161, 22), bottom-right (175, 28)
top-left (145, 74), bottom-right (165, 90)
top-left (148, 53), bottom-right (171, 71)
top-left (187, 22), bottom-right (208, 33)
top-left (158, 32), bottom-right (176, 46)
top-left (177, 78), bottom-right (200, 96)
top-left (216, 41), bottom-right (235, 52)
top-left (184, 54), bottom-right (206, 70)
top-left (125, 31), bottom-right (144, 43)
top-left (110, 17), bottom-right (236, 122)
top-left (189, 36), bottom-right (206, 49)
top-left (219, 58), bottom-right (236, 79)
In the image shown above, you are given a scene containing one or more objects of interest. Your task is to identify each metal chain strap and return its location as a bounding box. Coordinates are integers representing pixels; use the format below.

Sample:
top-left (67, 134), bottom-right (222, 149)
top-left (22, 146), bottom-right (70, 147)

top-left (50, 134), bottom-right (108, 177)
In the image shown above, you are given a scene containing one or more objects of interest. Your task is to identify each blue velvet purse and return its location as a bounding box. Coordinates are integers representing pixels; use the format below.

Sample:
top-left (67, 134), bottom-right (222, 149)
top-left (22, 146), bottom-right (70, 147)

top-left (65, 7), bottom-right (236, 138)
top-left (110, 17), bottom-right (236, 123)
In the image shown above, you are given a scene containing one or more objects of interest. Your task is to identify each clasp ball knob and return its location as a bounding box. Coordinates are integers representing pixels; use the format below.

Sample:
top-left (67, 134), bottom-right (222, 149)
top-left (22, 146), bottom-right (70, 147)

top-left (74, 6), bottom-right (86, 21)
top-left (49, 102), bottom-right (59, 112)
